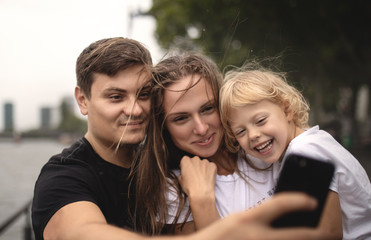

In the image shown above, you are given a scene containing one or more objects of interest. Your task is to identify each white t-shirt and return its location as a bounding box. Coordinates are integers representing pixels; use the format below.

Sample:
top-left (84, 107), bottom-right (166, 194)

top-left (284, 125), bottom-right (371, 240)
top-left (165, 154), bottom-right (281, 223)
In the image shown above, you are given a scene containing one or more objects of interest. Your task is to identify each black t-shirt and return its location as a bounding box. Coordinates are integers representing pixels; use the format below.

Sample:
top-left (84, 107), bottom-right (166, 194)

top-left (31, 138), bottom-right (136, 240)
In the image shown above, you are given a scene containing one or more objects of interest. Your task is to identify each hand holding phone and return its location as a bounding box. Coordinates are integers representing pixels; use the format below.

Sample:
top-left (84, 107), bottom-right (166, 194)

top-left (272, 154), bottom-right (335, 228)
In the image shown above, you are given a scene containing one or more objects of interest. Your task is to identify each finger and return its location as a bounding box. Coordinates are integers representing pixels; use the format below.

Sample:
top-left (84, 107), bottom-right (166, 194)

top-left (259, 227), bottom-right (319, 240)
top-left (248, 193), bottom-right (317, 223)
top-left (179, 155), bottom-right (192, 169)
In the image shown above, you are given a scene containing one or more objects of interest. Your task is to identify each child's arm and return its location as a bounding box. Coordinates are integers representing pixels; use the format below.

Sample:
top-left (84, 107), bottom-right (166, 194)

top-left (317, 191), bottom-right (343, 239)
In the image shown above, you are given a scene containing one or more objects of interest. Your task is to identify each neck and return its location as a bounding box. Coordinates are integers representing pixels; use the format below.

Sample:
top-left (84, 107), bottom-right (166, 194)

top-left (209, 148), bottom-right (236, 176)
top-left (85, 134), bottom-right (135, 168)
top-left (294, 126), bottom-right (305, 137)
top-left (279, 125), bottom-right (306, 162)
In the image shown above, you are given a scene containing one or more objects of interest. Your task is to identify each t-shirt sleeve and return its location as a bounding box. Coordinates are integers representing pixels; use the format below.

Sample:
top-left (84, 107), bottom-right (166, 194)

top-left (32, 162), bottom-right (97, 240)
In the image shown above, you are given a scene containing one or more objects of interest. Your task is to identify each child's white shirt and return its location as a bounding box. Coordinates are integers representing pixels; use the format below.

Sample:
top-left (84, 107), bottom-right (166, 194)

top-left (285, 125), bottom-right (371, 240)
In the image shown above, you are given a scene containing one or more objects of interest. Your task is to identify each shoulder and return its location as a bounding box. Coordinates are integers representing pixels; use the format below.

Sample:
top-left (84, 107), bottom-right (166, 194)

top-left (287, 126), bottom-right (346, 161)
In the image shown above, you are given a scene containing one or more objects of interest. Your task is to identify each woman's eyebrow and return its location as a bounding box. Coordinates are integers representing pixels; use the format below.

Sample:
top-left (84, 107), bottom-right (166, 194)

top-left (200, 99), bottom-right (215, 108)
top-left (166, 111), bottom-right (187, 118)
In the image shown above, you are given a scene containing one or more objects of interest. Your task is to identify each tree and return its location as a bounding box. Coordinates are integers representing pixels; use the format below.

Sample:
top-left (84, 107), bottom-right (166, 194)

top-left (58, 99), bottom-right (87, 135)
top-left (148, 0), bottom-right (371, 147)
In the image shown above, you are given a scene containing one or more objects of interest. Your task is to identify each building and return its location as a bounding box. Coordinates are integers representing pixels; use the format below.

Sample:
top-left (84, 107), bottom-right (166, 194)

top-left (40, 106), bottom-right (59, 130)
top-left (3, 102), bottom-right (14, 132)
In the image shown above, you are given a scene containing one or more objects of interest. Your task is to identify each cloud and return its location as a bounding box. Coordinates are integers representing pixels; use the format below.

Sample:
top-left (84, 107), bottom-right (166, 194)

top-left (0, 0), bottom-right (163, 131)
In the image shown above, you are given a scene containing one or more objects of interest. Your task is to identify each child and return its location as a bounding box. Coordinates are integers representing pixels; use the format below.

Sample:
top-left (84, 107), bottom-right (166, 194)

top-left (219, 66), bottom-right (371, 240)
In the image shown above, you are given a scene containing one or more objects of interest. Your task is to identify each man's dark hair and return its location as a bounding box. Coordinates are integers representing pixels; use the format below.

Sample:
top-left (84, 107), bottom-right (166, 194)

top-left (76, 37), bottom-right (152, 98)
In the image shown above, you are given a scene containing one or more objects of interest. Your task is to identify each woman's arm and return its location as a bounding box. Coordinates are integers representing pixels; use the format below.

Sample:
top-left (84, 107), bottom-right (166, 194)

top-left (177, 156), bottom-right (221, 233)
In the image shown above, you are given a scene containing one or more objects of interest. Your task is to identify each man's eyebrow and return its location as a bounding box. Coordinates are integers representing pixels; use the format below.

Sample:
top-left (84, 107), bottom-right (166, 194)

top-left (139, 85), bottom-right (151, 90)
top-left (103, 88), bottom-right (127, 93)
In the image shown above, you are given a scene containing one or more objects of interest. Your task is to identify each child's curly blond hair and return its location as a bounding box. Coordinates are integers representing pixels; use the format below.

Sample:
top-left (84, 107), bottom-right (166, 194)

top-left (220, 65), bottom-right (310, 152)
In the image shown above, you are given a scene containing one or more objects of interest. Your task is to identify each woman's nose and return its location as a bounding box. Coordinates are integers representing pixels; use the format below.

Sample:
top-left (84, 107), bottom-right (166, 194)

top-left (193, 116), bottom-right (209, 135)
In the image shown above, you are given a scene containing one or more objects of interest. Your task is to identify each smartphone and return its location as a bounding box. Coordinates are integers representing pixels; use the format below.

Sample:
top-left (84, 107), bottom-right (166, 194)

top-left (271, 154), bottom-right (335, 228)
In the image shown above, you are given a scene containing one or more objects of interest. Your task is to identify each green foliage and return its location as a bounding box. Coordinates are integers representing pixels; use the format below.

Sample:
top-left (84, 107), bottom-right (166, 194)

top-left (149, 0), bottom-right (370, 112)
top-left (58, 99), bottom-right (87, 135)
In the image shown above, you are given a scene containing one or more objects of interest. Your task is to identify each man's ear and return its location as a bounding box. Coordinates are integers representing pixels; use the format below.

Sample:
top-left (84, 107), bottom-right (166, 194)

top-left (283, 101), bottom-right (294, 122)
top-left (75, 86), bottom-right (88, 116)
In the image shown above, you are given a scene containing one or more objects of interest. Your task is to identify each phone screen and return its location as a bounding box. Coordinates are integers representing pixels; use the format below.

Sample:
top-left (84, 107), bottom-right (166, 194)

top-left (272, 154), bottom-right (335, 228)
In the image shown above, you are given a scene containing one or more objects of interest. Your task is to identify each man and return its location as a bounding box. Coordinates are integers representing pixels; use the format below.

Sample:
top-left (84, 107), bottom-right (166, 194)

top-left (32, 37), bottom-right (326, 240)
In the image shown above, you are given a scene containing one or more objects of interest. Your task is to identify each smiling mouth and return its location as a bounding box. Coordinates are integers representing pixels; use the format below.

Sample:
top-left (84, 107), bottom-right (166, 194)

top-left (255, 139), bottom-right (273, 153)
top-left (194, 134), bottom-right (214, 146)
top-left (121, 120), bottom-right (144, 127)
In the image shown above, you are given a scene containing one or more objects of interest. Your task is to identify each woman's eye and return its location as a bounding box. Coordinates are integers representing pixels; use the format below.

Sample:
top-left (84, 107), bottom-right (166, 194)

top-left (173, 115), bottom-right (188, 123)
top-left (202, 105), bottom-right (215, 113)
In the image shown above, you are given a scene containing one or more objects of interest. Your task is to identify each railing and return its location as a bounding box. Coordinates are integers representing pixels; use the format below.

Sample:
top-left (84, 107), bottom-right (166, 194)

top-left (0, 199), bottom-right (33, 240)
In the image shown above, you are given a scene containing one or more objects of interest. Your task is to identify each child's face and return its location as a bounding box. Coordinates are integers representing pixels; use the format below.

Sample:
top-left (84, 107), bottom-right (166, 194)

top-left (229, 99), bottom-right (297, 164)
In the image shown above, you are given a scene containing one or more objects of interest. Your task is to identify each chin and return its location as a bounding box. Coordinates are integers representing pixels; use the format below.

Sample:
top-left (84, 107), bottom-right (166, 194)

top-left (196, 149), bottom-right (218, 159)
top-left (118, 135), bottom-right (145, 145)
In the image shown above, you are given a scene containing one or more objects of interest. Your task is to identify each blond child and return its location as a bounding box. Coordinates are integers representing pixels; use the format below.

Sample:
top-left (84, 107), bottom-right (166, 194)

top-left (219, 66), bottom-right (371, 240)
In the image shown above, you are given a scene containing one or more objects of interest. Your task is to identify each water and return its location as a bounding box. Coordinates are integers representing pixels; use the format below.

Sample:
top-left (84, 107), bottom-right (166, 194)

top-left (0, 139), bottom-right (67, 240)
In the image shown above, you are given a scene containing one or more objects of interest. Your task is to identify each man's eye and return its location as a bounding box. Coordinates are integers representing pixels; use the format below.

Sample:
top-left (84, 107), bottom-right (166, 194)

top-left (109, 95), bottom-right (122, 101)
top-left (138, 91), bottom-right (150, 100)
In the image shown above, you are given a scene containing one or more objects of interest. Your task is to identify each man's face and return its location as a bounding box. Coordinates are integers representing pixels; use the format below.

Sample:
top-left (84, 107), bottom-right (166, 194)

top-left (78, 65), bottom-right (151, 148)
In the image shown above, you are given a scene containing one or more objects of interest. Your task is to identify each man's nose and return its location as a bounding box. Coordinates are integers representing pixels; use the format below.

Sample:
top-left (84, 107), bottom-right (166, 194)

top-left (123, 97), bottom-right (143, 117)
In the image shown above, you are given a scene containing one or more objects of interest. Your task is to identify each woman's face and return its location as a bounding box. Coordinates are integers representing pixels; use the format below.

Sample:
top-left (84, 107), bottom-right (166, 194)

top-left (163, 75), bottom-right (223, 158)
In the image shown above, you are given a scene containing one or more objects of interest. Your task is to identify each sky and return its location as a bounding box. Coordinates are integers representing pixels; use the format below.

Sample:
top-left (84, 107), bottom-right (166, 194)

top-left (0, 0), bottom-right (164, 132)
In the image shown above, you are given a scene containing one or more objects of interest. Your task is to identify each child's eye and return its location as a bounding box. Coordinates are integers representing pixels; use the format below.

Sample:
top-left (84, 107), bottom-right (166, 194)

top-left (234, 128), bottom-right (246, 137)
top-left (256, 117), bottom-right (267, 125)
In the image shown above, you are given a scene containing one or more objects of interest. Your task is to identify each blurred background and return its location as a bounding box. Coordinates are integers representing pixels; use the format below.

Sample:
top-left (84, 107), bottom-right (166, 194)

top-left (0, 0), bottom-right (370, 239)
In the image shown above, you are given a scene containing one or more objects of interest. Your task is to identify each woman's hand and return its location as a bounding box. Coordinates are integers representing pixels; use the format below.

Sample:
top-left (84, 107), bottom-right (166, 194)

top-left (178, 156), bottom-right (217, 199)
top-left (178, 156), bottom-right (220, 231)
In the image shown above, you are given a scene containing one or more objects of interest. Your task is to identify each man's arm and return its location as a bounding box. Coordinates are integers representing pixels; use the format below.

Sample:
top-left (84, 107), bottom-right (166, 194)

top-left (193, 193), bottom-right (322, 240)
top-left (43, 193), bottom-right (325, 240)
top-left (316, 191), bottom-right (342, 239)
top-left (43, 201), bottom-right (145, 240)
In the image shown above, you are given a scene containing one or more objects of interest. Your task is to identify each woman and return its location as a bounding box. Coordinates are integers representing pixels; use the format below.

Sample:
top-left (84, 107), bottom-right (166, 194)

top-left (134, 53), bottom-right (271, 235)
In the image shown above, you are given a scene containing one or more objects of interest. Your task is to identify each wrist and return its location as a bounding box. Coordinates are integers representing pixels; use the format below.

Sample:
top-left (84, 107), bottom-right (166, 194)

top-left (188, 192), bottom-right (216, 209)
